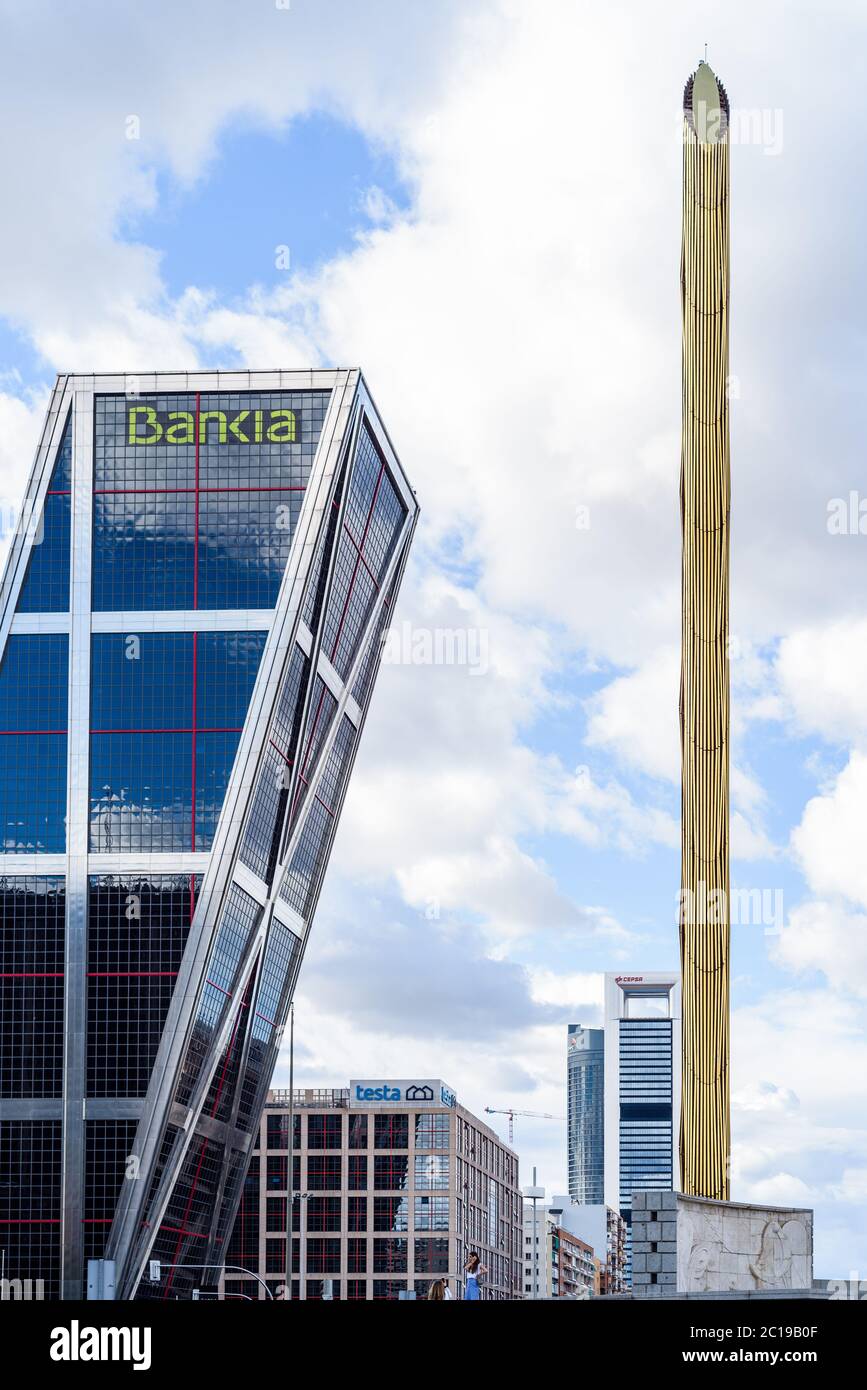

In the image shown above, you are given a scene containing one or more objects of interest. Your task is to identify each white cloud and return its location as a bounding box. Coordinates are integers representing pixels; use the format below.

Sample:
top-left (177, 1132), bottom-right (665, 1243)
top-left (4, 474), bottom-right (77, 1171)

top-left (792, 752), bottom-right (867, 910)
top-left (0, 386), bottom-right (51, 569)
top-left (585, 646), bottom-right (680, 782)
top-left (773, 898), bottom-right (867, 998)
top-left (733, 989), bottom-right (867, 1273)
top-left (777, 618), bottom-right (867, 746)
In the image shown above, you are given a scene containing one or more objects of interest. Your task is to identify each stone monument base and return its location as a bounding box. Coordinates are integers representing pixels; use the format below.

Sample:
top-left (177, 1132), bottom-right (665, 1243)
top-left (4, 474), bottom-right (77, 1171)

top-left (631, 1190), bottom-right (813, 1298)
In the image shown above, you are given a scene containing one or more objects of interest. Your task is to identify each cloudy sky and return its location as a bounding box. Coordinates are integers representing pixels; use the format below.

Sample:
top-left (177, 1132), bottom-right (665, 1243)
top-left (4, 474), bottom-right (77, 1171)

top-left (1, 0), bottom-right (866, 1276)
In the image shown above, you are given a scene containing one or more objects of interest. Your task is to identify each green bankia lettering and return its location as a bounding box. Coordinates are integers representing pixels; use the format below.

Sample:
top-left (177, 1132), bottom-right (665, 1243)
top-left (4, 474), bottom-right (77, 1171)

top-left (127, 406), bottom-right (298, 444)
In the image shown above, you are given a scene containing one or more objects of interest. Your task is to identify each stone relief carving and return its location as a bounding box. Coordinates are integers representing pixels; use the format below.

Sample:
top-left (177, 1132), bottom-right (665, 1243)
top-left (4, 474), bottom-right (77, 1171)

top-left (679, 1203), bottom-right (811, 1293)
top-left (750, 1218), bottom-right (809, 1289)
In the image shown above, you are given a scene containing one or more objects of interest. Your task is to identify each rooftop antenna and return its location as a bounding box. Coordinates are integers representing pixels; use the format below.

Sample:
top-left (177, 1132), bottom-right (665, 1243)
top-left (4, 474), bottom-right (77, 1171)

top-left (704, 43), bottom-right (708, 63)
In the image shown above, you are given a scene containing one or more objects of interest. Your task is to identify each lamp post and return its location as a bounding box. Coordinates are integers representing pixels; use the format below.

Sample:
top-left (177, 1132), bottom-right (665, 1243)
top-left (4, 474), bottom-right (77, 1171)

top-left (295, 1191), bottom-right (310, 1299)
top-left (523, 1168), bottom-right (545, 1300)
top-left (285, 1002), bottom-right (295, 1299)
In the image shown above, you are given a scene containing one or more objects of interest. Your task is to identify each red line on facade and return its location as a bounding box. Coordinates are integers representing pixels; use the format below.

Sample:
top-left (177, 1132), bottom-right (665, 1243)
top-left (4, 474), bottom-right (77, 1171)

top-left (0, 1219), bottom-right (60, 1225)
top-left (193, 392), bottom-right (200, 611)
top-left (269, 739), bottom-right (293, 764)
top-left (329, 464), bottom-right (385, 665)
top-left (191, 630), bottom-right (198, 853)
top-left (92, 486), bottom-right (307, 495)
top-left (209, 1000), bottom-right (246, 1117)
top-left (89, 727), bottom-right (241, 736)
top-left (163, 1136), bottom-right (210, 1298)
top-left (0, 972), bottom-right (64, 978)
top-left (289, 687), bottom-right (326, 823)
top-left (342, 522), bottom-right (382, 592)
top-left (205, 977), bottom-right (232, 998)
top-left (0, 730), bottom-right (67, 736)
top-left (160, 985), bottom-right (252, 1299)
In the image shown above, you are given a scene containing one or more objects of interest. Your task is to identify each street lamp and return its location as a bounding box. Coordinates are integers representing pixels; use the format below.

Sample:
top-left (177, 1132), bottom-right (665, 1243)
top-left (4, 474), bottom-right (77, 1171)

top-left (146, 1261), bottom-right (273, 1301)
top-left (522, 1168), bottom-right (545, 1300)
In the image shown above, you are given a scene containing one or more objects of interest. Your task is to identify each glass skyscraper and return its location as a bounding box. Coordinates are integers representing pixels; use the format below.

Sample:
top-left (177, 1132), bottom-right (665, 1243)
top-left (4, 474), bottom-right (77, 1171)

top-left (603, 972), bottom-right (680, 1283)
top-left (0, 370), bottom-right (417, 1299)
top-left (566, 1024), bottom-right (603, 1204)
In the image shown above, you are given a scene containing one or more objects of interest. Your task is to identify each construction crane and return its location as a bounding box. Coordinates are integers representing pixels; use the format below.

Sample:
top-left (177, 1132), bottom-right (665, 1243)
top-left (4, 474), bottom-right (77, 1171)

top-left (484, 1108), bottom-right (563, 1147)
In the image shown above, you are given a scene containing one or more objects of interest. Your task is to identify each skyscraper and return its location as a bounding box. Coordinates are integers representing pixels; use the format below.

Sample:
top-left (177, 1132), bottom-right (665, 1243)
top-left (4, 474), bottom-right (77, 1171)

top-left (566, 1024), bottom-right (603, 1204)
top-left (679, 60), bottom-right (731, 1202)
top-left (603, 972), bottom-right (680, 1280)
top-left (0, 369), bottom-right (417, 1299)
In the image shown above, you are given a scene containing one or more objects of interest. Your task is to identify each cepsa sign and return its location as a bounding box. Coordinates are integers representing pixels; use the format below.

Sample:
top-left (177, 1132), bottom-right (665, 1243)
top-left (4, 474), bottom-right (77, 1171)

top-left (127, 405), bottom-right (298, 446)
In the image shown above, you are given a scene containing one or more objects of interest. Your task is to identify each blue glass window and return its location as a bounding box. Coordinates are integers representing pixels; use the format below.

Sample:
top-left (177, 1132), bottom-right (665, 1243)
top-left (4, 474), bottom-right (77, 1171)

top-left (16, 420), bottom-right (72, 614)
top-left (240, 645), bottom-right (308, 883)
top-left (174, 883), bottom-right (259, 1108)
top-left (89, 631), bottom-right (264, 852)
top-left (91, 633), bottom-right (193, 731)
top-left (91, 391), bottom-right (330, 611)
top-left (280, 716), bottom-right (356, 920)
top-left (321, 427), bottom-right (406, 682)
top-left (197, 631), bottom-right (267, 729)
top-left (0, 636), bottom-right (68, 852)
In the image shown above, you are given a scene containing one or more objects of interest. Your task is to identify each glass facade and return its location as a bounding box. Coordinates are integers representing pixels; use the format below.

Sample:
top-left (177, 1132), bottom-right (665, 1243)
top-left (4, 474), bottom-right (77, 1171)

top-left (92, 391), bottom-right (329, 612)
top-left (0, 635), bottom-right (68, 852)
top-left (86, 876), bottom-right (201, 1097)
top-left (16, 421), bottom-right (72, 614)
top-left (0, 371), bottom-right (416, 1301)
top-left (89, 631), bottom-right (265, 853)
top-left (0, 877), bottom-right (65, 1097)
top-left (567, 1025), bottom-right (604, 1204)
top-left (618, 1017), bottom-right (674, 1280)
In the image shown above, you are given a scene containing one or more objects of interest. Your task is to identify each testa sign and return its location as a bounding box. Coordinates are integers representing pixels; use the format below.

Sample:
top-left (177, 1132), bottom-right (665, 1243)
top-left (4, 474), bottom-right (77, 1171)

top-left (351, 1080), bottom-right (457, 1108)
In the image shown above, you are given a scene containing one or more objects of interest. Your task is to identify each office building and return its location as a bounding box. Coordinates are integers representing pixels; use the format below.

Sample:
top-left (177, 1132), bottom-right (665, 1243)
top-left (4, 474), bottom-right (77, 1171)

top-left (603, 972), bottom-right (681, 1279)
top-left (222, 1081), bottom-right (521, 1300)
top-left (550, 1195), bottom-right (627, 1295)
top-left (679, 59), bottom-right (732, 1200)
top-left (0, 370), bottom-right (417, 1298)
top-left (567, 1023), bottom-right (604, 1203)
top-left (522, 1200), bottom-right (597, 1299)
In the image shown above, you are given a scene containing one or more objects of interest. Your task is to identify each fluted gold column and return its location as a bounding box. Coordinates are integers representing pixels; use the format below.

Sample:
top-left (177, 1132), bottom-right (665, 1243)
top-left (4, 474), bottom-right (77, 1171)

top-left (679, 61), bottom-right (731, 1201)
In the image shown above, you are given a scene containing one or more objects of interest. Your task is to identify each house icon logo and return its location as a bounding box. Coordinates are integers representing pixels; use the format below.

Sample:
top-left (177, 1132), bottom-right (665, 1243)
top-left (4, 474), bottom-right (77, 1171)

top-left (405, 1084), bottom-right (434, 1102)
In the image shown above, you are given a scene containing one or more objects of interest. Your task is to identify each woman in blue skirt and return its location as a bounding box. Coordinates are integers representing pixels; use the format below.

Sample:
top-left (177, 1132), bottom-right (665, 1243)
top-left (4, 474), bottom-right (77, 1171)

top-left (464, 1250), bottom-right (486, 1300)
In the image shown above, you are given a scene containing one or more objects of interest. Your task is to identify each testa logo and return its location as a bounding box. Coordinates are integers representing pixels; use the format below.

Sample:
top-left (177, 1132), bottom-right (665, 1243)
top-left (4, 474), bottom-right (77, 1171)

top-left (355, 1084), bottom-right (402, 1102)
top-left (405, 1084), bottom-right (434, 1102)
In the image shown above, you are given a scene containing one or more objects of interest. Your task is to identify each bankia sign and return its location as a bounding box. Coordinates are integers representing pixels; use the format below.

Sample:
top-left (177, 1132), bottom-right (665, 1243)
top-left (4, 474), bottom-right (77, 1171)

top-left (126, 403), bottom-right (298, 444)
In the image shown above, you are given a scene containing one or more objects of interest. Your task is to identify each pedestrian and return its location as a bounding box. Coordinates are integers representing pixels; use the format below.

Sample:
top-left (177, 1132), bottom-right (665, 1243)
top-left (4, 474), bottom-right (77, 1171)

top-left (427, 1279), bottom-right (445, 1301)
top-left (464, 1250), bottom-right (486, 1300)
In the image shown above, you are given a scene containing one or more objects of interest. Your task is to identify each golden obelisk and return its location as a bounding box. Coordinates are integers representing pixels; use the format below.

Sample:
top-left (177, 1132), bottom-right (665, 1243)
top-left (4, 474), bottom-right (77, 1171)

top-left (679, 59), bottom-right (731, 1200)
